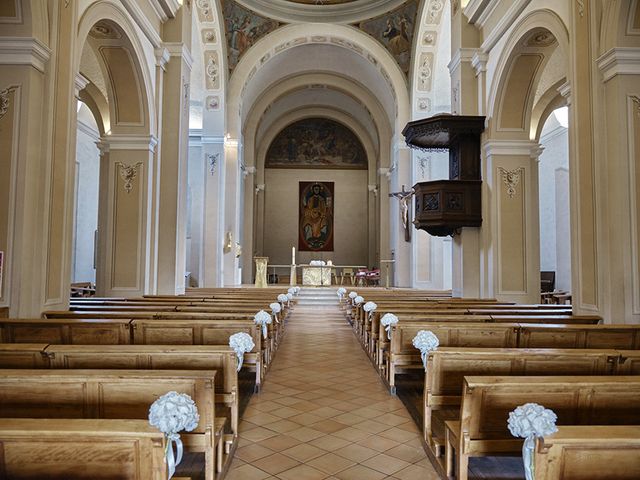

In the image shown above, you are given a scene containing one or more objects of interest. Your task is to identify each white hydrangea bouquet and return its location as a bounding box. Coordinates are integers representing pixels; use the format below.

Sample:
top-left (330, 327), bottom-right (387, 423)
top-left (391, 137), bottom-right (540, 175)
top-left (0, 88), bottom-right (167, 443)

top-left (270, 302), bottom-right (281, 323)
top-left (254, 310), bottom-right (272, 338)
top-left (363, 301), bottom-right (377, 320)
top-left (380, 313), bottom-right (399, 340)
top-left (337, 287), bottom-right (347, 300)
top-left (508, 403), bottom-right (558, 480)
top-left (412, 330), bottom-right (439, 369)
top-left (148, 391), bottom-right (200, 479)
top-left (229, 332), bottom-right (255, 372)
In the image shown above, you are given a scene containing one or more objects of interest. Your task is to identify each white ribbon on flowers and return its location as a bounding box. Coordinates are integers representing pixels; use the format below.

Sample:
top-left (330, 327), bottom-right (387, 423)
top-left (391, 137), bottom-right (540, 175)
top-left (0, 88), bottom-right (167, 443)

top-left (254, 310), bottom-right (272, 338)
top-left (337, 287), bottom-right (347, 300)
top-left (412, 330), bottom-right (439, 369)
top-left (149, 391), bottom-right (200, 479)
top-left (229, 332), bottom-right (255, 372)
top-left (380, 313), bottom-right (399, 340)
top-left (363, 301), bottom-right (377, 320)
top-left (508, 403), bottom-right (558, 480)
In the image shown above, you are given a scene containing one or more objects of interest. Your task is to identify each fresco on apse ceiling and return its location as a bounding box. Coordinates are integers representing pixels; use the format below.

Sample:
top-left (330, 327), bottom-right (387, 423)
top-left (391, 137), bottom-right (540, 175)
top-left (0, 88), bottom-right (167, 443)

top-left (222, 1), bottom-right (280, 71)
top-left (358, 0), bottom-right (418, 75)
top-left (265, 118), bottom-right (367, 170)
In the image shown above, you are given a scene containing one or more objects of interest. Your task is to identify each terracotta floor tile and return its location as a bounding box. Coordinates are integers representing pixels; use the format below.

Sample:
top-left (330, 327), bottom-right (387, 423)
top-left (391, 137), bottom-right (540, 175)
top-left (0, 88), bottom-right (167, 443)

top-left (235, 443), bottom-right (276, 463)
top-left (307, 452), bottom-right (356, 475)
top-left (276, 464), bottom-right (328, 480)
top-left (334, 464), bottom-right (387, 480)
top-left (362, 453), bottom-right (411, 475)
top-left (392, 463), bottom-right (442, 480)
top-left (357, 434), bottom-right (401, 453)
top-left (251, 453), bottom-right (301, 476)
top-left (260, 434), bottom-right (302, 452)
top-left (308, 435), bottom-right (353, 452)
top-left (334, 443), bottom-right (378, 463)
top-left (281, 443), bottom-right (327, 462)
top-left (225, 463), bottom-right (272, 480)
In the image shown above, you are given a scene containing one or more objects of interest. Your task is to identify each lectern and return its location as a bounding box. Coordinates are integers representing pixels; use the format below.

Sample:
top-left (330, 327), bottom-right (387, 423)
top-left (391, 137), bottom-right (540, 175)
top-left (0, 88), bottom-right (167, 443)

top-left (254, 257), bottom-right (269, 288)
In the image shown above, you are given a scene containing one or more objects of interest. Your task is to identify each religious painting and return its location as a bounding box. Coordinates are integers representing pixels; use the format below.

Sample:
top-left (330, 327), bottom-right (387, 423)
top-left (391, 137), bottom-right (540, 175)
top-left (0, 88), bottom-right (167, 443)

top-left (266, 118), bottom-right (367, 169)
top-left (223, 1), bottom-right (280, 71)
top-left (299, 182), bottom-right (334, 252)
top-left (358, 0), bottom-right (419, 75)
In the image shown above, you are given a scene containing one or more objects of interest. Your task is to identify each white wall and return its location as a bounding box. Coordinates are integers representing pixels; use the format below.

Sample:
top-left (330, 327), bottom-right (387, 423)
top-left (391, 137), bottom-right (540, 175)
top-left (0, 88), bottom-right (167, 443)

top-left (538, 112), bottom-right (571, 292)
top-left (262, 169), bottom-right (369, 269)
top-left (72, 104), bottom-right (100, 284)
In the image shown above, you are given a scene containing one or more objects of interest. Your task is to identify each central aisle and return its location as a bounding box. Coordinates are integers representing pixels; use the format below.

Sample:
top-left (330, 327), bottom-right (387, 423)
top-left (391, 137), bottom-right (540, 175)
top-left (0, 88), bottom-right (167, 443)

top-left (226, 289), bottom-right (439, 480)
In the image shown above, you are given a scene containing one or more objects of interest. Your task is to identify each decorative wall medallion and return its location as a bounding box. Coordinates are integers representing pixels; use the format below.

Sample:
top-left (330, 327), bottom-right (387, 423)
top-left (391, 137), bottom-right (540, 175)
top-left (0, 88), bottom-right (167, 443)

top-left (89, 20), bottom-right (122, 39)
top-left (0, 88), bottom-right (11, 120)
top-left (417, 97), bottom-right (432, 112)
top-left (418, 52), bottom-right (434, 91)
top-left (424, 193), bottom-right (439, 211)
top-left (423, 31), bottom-right (436, 45)
top-left (116, 162), bottom-right (143, 194)
top-left (202, 29), bottom-right (216, 43)
top-left (205, 95), bottom-right (220, 110)
top-left (425, 0), bottom-right (444, 25)
top-left (524, 29), bottom-right (556, 48)
top-left (207, 153), bottom-right (219, 175)
top-left (195, 0), bottom-right (214, 22)
top-left (205, 52), bottom-right (219, 90)
top-left (498, 167), bottom-right (524, 199)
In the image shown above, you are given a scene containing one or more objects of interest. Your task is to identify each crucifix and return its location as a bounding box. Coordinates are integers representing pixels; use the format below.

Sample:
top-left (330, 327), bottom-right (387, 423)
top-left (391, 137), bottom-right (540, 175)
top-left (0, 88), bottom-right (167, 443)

top-left (389, 185), bottom-right (414, 242)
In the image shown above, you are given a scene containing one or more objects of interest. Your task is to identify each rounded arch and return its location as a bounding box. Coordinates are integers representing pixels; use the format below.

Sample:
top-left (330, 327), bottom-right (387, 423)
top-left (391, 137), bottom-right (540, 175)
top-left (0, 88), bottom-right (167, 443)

top-left (75, 0), bottom-right (155, 133)
top-left (600, 0), bottom-right (640, 53)
top-left (531, 79), bottom-right (567, 142)
top-left (227, 23), bottom-right (410, 138)
top-left (487, 8), bottom-right (570, 136)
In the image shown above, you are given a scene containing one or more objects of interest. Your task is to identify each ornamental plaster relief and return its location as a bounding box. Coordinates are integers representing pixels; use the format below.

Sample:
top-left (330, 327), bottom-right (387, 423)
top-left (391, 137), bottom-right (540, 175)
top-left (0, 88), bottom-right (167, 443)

top-left (417, 52), bottom-right (434, 91)
top-left (498, 166), bottom-right (523, 199)
top-left (204, 51), bottom-right (219, 90)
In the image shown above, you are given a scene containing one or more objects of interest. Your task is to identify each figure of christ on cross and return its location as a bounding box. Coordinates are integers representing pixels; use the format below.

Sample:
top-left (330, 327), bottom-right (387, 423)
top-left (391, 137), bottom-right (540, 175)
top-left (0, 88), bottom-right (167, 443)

top-left (389, 185), bottom-right (414, 242)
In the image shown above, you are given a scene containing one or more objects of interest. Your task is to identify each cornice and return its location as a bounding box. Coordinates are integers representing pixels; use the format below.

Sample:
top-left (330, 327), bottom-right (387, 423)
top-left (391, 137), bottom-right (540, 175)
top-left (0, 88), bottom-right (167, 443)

top-left (0, 36), bottom-right (51, 73)
top-left (484, 139), bottom-right (543, 158)
top-left (448, 48), bottom-right (479, 75)
top-left (479, 0), bottom-right (529, 53)
top-left (597, 47), bottom-right (640, 82)
top-left (98, 134), bottom-right (159, 152)
top-left (164, 42), bottom-right (194, 70)
top-left (463, 0), bottom-right (493, 25)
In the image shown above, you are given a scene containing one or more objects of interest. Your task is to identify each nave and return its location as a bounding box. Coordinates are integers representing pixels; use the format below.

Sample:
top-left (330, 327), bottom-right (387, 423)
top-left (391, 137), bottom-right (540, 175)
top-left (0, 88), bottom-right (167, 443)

top-left (226, 289), bottom-right (438, 480)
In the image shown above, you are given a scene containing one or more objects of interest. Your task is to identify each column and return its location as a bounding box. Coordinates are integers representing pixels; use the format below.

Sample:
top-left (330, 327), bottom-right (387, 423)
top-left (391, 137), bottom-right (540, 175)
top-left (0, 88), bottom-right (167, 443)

top-left (154, 5), bottom-right (193, 294)
top-left (96, 136), bottom-right (157, 297)
top-left (223, 136), bottom-right (242, 286)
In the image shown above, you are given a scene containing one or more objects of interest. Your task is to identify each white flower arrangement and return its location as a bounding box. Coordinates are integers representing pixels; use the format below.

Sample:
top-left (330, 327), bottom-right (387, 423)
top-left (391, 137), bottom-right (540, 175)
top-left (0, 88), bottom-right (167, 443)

top-left (348, 291), bottom-right (357, 299)
top-left (294, 286), bottom-right (301, 295)
top-left (229, 332), bottom-right (255, 372)
top-left (412, 330), bottom-right (440, 369)
top-left (277, 293), bottom-right (288, 305)
top-left (363, 302), bottom-right (377, 320)
top-left (310, 260), bottom-right (326, 266)
top-left (148, 391), bottom-right (200, 479)
top-left (286, 292), bottom-right (293, 301)
top-left (354, 296), bottom-right (364, 305)
top-left (254, 310), bottom-right (272, 338)
top-left (270, 302), bottom-right (281, 323)
top-left (380, 313), bottom-right (399, 340)
top-left (508, 403), bottom-right (558, 480)
top-left (337, 287), bottom-right (347, 299)
top-left (288, 287), bottom-right (296, 296)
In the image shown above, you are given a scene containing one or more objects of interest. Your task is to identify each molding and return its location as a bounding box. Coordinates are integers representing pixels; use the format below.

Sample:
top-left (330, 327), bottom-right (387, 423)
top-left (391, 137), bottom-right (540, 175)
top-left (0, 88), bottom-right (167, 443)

top-left (558, 81), bottom-right (571, 99)
top-left (597, 48), bottom-right (640, 82)
top-left (471, 52), bottom-right (489, 76)
top-left (479, 0), bottom-right (530, 54)
top-left (120, 0), bottom-right (163, 48)
top-left (498, 166), bottom-right (524, 198)
top-left (484, 139), bottom-right (543, 157)
top-left (74, 73), bottom-right (90, 96)
top-left (153, 0), bottom-right (182, 21)
top-left (448, 48), bottom-right (479, 74)
top-left (463, 0), bottom-right (493, 24)
top-left (115, 161), bottom-right (144, 193)
top-left (629, 95), bottom-right (640, 315)
top-left (155, 47), bottom-right (170, 70)
top-left (98, 134), bottom-right (158, 152)
top-left (164, 42), bottom-right (194, 71)
top-left (0, 37), bottom-right (51, 73)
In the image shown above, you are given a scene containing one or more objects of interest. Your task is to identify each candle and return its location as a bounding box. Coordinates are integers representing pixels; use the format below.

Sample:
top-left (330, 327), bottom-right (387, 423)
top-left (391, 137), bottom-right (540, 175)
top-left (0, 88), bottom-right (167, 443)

top-left (292, 247), bottom-right (295, 265)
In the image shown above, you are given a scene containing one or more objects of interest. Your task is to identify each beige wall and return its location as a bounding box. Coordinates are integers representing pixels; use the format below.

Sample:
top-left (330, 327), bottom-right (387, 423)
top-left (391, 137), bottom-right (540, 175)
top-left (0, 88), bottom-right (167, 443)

top-left (262, 169), bottom-right (369, 268)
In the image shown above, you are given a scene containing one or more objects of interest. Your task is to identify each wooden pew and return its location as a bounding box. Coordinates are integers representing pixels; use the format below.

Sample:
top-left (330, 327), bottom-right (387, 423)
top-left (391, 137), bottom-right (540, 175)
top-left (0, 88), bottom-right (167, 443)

top-left (534, 426), bottom-right (640, 480)
top-left (421, 347), bottom-right (638, 455)
top-left (0, 343), bottom-right (49, 367)
top-left (0, 418), bottom-right (167, 479)
top-left (0, 318), bottom-right (132, 344)
top-left (445, 376), bottom-right (640, 480)
top-left (386, 322), bottom-right (640, 391)
top-left (0, 369), bottom-right (220, 480)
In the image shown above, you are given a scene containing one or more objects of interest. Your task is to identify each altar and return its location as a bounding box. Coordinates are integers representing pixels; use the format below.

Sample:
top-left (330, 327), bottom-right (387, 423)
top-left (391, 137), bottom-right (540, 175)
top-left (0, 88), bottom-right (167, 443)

top-left (302, 265), bottom-right (333, 286)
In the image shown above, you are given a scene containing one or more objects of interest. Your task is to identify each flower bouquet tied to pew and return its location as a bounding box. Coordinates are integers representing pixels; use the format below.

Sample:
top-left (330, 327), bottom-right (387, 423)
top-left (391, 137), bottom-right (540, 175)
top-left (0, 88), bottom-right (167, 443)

top-left (229, 332), bottom-right (255, 372)
top-left (149, 391), bottom-right (200, 479)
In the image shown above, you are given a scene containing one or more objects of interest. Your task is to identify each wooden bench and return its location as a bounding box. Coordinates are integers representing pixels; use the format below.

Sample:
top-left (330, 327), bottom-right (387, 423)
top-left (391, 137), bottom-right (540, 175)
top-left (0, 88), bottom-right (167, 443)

top-left (534, 426), bottom-right (640, 479)
top-left (386, 322), bottom-right (640, 391)
top-left (0, 318), bottom-right (132, 344)
top-left (0, 369), bottom-right (221, 480)
top-left (0, 343), bottom-right (49, 367)
top-left (421, 347), bottom-right (639, 455)
top-left (0, 418), bottom-right (167, 479)
top-left (445, 376), bottom-right (640, 480)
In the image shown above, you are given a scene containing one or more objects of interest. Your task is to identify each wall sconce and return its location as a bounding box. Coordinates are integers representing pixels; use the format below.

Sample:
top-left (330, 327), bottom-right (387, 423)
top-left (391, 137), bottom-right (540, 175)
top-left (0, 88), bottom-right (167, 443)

top-left (223, 231), bottom-right (233, 253)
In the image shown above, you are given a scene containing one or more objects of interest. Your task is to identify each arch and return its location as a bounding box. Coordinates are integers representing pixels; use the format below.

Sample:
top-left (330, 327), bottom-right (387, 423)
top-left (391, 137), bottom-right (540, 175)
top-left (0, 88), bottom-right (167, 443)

top-left (227, 23), bottom-right (410, 138)
top-left (75, 0), bottom-right (155, 133)
top-left (531, 79), bottom-right (567, 142)
top-left (487, 9), bottom-right (570, 134)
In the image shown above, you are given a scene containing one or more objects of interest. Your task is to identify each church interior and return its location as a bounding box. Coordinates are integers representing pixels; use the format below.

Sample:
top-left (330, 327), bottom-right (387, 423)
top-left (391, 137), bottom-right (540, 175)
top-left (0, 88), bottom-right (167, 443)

top-left (0, 0), bottom-right (640, 479)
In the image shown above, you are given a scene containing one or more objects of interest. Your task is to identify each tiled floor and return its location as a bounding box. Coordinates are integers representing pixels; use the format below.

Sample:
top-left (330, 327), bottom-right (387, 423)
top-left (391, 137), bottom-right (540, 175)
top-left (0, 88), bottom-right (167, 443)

top-left (226, 291), bottom-right (440, 480)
